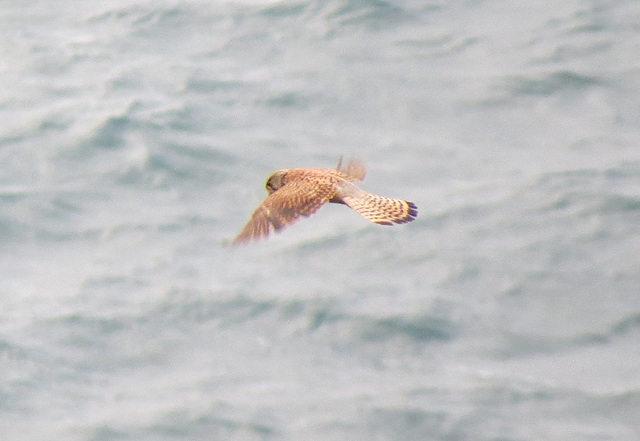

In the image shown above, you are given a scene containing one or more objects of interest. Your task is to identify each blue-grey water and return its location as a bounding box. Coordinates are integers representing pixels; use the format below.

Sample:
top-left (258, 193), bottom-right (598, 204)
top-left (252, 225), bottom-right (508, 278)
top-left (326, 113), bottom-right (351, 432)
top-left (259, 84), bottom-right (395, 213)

top-left (1, 1), bottom-right (639, 440)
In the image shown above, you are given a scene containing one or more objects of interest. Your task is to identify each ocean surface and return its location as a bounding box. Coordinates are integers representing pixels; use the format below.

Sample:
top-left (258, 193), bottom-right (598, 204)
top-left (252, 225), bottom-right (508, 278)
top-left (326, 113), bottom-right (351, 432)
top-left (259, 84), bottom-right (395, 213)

top-left (1, 1), bottom-right (639, 440)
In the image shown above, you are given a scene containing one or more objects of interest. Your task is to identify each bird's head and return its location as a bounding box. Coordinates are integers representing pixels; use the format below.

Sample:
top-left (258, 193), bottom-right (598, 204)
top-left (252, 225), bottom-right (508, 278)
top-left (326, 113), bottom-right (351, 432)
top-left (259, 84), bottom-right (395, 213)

top-left (266, 170), bottom-right (288, 194)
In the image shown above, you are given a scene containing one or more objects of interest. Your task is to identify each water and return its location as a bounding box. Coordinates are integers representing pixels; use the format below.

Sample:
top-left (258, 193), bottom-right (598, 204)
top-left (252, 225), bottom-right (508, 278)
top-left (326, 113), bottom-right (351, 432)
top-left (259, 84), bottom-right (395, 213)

top-left (1, 1), bottom-right (639, 440)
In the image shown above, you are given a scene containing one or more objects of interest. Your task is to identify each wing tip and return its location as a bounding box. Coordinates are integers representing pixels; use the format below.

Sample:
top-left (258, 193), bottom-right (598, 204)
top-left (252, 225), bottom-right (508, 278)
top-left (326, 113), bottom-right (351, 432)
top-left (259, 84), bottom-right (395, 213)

top-left (392, 200), bottom-right (418, 224)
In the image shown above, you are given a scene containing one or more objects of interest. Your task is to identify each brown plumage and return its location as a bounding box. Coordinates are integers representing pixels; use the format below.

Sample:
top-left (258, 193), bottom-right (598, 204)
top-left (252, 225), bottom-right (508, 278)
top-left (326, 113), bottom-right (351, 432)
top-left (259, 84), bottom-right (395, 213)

top-left (232, 158), bottom-right (417, 245)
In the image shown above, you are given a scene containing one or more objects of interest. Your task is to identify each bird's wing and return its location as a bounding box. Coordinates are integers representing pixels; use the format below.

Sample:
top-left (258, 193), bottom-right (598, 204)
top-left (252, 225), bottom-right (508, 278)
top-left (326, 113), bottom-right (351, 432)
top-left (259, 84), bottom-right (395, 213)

top-left (232, 178), bottom-right (332, 245)
top-left (336, 157), bottom-right (366, 181)
top-left (337, 181), bottom-right (418, 225)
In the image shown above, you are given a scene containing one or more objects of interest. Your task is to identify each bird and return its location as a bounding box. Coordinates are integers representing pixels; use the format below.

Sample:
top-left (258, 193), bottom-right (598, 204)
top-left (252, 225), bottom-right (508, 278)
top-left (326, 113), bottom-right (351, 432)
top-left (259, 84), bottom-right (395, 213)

top-left (232, 157), bottom-right (417, 245)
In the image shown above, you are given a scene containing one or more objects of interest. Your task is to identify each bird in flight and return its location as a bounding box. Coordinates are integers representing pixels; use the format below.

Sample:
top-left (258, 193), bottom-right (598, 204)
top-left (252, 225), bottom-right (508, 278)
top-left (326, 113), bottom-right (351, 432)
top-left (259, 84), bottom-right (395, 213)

top-left (232, 157), bottom-right (417, 245)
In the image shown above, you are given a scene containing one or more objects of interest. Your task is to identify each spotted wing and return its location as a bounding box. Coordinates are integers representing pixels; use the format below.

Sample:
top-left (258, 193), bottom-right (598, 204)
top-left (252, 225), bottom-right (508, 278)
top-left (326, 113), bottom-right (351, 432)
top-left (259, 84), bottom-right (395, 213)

top-left (337, 182), bottom-right (418, 225)
top-left (232, 177), bottom-right (333, 245)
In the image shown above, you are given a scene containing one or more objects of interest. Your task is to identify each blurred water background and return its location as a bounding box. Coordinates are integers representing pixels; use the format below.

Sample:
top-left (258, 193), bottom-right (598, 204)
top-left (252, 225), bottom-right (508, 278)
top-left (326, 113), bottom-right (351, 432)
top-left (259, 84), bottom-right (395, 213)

top-left (1, 1), bottom-right (639, 440)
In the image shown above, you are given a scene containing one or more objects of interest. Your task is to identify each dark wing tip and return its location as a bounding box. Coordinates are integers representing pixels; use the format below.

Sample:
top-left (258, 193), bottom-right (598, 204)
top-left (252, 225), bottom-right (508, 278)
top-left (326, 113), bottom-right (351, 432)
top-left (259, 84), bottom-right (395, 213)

top-left (407, 201), bottom-right (418, 218)
top-left (391, 201), bottom-right (418, 225)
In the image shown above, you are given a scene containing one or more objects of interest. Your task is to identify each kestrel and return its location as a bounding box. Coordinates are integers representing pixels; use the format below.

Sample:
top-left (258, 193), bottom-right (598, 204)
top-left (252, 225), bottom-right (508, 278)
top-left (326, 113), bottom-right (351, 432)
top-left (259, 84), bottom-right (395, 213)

top-left (232, 157), bottom-right (417, 245)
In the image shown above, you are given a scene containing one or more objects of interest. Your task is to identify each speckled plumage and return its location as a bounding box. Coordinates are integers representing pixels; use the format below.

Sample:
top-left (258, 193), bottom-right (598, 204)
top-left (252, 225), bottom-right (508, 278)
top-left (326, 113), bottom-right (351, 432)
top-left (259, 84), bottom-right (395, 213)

top-left (232, 158), bottom-right (417, 245)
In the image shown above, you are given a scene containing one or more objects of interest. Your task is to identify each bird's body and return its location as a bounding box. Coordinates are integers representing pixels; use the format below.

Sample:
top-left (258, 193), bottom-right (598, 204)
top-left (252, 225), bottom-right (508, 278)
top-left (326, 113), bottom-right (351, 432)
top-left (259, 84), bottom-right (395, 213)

top-left (232, 158), bottom-right (417, 245)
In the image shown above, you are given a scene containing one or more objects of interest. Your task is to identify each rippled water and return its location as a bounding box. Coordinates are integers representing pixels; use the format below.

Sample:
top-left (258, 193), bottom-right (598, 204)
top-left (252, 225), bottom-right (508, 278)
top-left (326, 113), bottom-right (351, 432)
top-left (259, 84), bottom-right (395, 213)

top-left (1, 1), bottom-right (639, 440)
